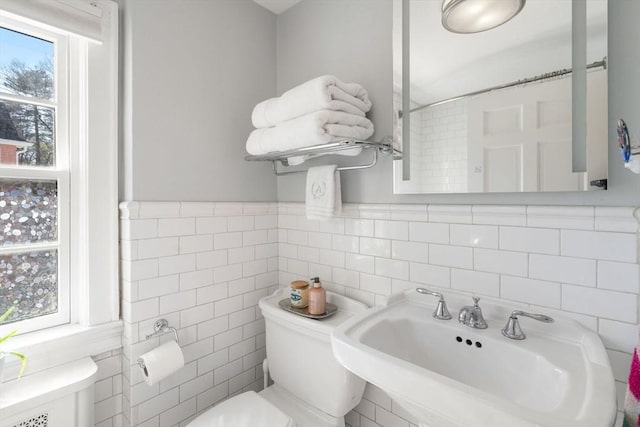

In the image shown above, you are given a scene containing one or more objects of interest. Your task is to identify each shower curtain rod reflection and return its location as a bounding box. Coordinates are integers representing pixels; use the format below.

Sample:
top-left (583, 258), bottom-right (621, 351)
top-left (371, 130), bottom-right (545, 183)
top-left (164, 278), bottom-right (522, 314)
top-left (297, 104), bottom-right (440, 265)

top-left (402, 57), bottom-right (607, 117)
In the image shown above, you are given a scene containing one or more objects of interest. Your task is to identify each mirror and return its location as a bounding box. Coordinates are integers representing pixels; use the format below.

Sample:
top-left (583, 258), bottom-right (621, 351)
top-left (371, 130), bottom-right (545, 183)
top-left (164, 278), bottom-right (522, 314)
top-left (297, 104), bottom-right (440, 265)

top-left (392, 0), bottom-right (608, 194)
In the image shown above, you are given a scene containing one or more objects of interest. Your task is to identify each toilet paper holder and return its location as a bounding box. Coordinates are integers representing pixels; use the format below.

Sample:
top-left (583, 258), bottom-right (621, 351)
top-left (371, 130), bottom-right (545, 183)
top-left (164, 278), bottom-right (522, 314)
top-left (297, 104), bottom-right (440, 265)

top-left (137, 318), bottom-right (179, 370)
top-left (145, 318), bottom-right (179, 344)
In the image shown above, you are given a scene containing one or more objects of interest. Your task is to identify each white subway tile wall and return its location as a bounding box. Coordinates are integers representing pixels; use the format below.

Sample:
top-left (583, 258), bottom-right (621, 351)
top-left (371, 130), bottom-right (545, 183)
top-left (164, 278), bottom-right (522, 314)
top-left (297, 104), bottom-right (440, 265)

top-left (120, 202), bottom-right (279, 427)
top-left (94, 350), bottom-right (124, 427)
top-left (277, 203), bottom-right (638, 427)
top-left (119, 202), bottom-right (638, 427)
top-left (419, 99), bottom-right (469, 194)
top-left (392, 94), bottom-right (467, 195)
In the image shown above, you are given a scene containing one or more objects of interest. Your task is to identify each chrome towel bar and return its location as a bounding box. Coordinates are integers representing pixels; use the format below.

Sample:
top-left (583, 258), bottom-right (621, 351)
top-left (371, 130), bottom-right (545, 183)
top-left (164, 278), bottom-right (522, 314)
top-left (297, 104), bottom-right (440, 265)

top-left (244, 137), bottom-right (399, 176)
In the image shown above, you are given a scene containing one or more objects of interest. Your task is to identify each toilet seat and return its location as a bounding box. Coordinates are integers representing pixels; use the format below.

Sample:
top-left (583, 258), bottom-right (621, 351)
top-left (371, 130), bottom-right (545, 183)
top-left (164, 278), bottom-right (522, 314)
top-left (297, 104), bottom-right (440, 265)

top-left (260, 384), bottom-right (344, 427)
top-left (187, 390), bottom-right (295, 427)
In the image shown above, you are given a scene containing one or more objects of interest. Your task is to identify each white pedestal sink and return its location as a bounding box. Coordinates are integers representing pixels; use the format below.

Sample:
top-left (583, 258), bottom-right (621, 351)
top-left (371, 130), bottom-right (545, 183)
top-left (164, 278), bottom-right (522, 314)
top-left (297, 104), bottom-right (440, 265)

top-left (331, 289), bottom-right (617, 427)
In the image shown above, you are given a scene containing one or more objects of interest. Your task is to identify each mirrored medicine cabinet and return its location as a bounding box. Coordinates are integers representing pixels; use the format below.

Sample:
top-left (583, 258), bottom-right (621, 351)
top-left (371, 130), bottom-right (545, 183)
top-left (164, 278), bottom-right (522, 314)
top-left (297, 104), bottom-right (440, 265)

top-left (392, 0), bottom-right (608, 194)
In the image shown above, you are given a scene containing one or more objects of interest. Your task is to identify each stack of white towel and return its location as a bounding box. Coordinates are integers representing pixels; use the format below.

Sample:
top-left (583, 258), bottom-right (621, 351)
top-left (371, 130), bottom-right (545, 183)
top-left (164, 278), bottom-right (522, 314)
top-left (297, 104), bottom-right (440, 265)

top-left (246, 75), bottom-right (375, 162)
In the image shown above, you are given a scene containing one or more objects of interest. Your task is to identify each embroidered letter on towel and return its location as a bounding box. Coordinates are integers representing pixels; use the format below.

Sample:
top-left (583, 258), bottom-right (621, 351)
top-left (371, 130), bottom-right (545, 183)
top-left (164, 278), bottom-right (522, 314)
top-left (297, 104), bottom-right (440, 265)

top-left (306, 165), bottom-right (341, 221)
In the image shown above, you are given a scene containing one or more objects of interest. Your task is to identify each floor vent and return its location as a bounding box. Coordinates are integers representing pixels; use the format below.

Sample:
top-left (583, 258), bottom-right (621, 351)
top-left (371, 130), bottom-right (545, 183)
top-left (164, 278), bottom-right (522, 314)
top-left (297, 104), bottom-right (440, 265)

top-left (12, 413), bottom-right (49, 427)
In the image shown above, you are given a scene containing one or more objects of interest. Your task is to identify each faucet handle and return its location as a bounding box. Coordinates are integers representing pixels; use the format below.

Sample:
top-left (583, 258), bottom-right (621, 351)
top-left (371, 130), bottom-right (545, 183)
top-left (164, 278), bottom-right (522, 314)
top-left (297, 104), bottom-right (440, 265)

top-left (513, 310), bottom-right (554, 323)
top-left (501, 310), bottom-right (554, 340)
top-left (416, 288), bottom-right (452, 320)
top-left (472, 296), bottom-right (480, 306)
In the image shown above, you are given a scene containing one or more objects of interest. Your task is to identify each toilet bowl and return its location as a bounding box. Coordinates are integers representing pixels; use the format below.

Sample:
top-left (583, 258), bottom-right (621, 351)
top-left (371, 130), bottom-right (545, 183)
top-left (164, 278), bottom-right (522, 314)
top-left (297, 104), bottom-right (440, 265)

top-left (187, 288), bottom-right (368, 426)
top-left (187, 389), bottom-right (294, 427)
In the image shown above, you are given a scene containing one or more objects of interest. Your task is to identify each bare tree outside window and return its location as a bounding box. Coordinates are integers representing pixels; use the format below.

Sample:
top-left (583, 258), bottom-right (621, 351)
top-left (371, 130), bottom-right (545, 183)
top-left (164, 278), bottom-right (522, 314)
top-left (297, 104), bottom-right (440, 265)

top-left (1, 60), bottom-right (55, 167)
top-left (0, 27), bottom-right (55, 167)
top-left (0, 26), bottom-right (60, 325)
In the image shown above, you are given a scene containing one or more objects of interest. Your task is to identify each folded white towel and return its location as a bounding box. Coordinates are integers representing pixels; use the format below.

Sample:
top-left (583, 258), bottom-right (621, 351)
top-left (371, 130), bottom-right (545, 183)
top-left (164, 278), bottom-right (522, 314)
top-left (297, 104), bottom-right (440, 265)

top-left (252, 75), bottom-right (372, 128)
top-left (306, 165), bottom-right (341, 221)
top-left (246, 110), bottom-right (374, 156)
top-left (285, 146), bottom-right (362, 166)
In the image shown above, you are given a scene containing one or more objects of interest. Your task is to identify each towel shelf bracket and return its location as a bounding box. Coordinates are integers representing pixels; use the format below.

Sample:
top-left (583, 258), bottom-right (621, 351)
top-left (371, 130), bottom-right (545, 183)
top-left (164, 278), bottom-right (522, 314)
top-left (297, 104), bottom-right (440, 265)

top-left (245, 137), bottom-right (399, 176)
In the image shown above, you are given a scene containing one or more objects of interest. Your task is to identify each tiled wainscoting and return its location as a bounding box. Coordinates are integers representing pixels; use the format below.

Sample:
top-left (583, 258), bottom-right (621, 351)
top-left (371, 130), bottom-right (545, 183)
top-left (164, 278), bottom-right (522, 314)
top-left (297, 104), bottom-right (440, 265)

top-left (119, 202), bottom-right (279, 427)
top-left (94, 350), bottom-right (124, 427)
top-left (119, 201), bottom-right (639, 427)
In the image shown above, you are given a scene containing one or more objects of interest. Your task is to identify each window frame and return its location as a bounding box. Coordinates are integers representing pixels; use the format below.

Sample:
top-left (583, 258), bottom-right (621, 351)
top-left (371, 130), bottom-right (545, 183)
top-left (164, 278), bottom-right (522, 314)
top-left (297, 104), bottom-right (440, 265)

top-left (0, 0), bottom-right (120, 358)
top-left (0, 17), bottom-right (72, 335)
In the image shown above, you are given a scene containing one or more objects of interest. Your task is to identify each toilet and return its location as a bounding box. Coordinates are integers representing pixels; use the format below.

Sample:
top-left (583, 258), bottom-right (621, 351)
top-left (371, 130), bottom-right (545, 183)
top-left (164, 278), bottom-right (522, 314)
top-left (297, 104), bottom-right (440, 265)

top-left (187, 287), bottom-right (368, 427)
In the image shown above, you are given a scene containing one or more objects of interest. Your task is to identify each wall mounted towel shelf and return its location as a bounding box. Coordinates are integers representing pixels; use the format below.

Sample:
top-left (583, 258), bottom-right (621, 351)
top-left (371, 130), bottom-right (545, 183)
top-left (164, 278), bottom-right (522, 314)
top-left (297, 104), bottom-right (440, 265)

top-left (244, 138), bottom-right (398, 176)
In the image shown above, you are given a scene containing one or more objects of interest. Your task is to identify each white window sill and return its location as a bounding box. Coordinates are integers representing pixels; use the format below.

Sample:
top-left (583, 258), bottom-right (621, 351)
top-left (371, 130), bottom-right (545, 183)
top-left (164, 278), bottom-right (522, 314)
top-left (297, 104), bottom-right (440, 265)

top-left (1, 321), bottom-right (122, 380)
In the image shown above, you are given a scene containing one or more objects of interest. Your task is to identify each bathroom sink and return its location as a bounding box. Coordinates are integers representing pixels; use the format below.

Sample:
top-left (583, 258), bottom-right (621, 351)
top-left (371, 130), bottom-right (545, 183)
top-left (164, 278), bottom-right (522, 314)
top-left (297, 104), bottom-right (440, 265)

top-left (331, 290), bottom-right (617, 427)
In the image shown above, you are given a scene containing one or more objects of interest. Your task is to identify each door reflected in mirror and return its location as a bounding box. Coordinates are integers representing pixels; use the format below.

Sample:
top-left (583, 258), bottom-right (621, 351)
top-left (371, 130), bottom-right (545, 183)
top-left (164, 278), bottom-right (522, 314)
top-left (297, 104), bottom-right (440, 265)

top-left (392, 0), bottom-right (608, 194)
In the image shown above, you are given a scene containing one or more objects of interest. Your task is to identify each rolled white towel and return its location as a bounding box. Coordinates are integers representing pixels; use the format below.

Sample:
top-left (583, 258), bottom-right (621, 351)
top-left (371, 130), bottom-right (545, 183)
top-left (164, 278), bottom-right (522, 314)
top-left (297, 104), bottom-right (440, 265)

top-left (246, 110), bottom-right (374, 156)
top-left (252, 75), bottom-right (372, 128)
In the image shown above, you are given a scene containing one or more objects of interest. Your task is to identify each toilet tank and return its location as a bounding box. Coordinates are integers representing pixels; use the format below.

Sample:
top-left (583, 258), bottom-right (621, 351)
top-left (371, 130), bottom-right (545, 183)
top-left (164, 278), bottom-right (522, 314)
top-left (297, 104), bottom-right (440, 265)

top-left (259, 288), bottom-right (368, 418)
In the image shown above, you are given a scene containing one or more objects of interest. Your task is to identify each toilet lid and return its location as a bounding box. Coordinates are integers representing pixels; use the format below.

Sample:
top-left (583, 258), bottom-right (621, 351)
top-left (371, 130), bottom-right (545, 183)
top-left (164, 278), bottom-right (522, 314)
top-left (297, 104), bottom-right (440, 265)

top-left (187, 391), bottom-right (295, 427)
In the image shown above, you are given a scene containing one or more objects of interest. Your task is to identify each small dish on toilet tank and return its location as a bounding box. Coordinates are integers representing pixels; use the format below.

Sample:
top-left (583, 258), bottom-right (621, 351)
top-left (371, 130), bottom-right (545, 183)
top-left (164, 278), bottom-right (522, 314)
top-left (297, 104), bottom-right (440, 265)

top-left (278, 298), bottom-right (337, 320)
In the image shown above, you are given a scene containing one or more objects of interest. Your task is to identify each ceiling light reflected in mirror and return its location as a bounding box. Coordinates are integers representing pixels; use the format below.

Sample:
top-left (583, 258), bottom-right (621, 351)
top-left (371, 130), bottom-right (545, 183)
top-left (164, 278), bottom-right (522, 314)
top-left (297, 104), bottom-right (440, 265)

top-left (441, 0), bottom-right (526, 33)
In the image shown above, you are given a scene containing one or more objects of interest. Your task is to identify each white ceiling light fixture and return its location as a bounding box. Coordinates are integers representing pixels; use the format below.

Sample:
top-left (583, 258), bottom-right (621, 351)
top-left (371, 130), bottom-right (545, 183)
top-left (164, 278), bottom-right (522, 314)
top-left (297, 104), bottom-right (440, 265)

top-left (441, 0), bottom-right (526, 34)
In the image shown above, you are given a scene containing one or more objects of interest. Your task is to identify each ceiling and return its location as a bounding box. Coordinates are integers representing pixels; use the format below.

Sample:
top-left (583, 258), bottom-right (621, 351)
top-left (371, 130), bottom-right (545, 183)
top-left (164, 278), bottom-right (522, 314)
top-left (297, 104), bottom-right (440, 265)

top-left (253, 0), bottom-right (302, 14)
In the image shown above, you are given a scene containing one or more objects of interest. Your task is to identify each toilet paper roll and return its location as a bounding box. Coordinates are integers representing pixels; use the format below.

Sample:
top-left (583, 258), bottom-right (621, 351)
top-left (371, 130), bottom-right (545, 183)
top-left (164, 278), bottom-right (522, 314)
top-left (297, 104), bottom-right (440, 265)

top-left (138, 341), bottom-right (184, 386)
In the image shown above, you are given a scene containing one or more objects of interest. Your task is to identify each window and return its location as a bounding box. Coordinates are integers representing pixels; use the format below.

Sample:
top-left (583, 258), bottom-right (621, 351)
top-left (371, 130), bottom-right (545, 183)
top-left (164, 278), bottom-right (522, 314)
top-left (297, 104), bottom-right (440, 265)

top-left (0, 0), bottom-right (119, 352)
top-left (0, 19), bottom-right (70, 333)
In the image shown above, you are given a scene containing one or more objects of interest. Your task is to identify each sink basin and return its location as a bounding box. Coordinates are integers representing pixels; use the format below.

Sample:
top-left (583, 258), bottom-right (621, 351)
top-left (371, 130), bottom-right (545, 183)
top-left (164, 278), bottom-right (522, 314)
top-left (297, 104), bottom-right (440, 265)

top-left (331, 290), bottom-right (617, 427)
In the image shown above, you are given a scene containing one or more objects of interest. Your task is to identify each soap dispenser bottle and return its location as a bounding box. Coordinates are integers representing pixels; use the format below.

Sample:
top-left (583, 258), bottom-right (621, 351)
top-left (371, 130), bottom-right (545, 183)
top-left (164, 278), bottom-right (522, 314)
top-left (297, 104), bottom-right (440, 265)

top-left (308, 277), bottom-right (326, 315)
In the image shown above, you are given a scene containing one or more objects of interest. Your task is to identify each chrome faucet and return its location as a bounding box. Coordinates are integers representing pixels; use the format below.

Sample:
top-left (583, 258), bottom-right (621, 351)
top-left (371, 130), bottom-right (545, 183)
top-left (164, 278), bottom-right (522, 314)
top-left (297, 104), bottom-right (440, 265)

top-left (416, 288), bottom-right (452, 320)
top-left (501, 310), bottom-right (554, 340)
top-left (458, 297), bottom-right (488, 329)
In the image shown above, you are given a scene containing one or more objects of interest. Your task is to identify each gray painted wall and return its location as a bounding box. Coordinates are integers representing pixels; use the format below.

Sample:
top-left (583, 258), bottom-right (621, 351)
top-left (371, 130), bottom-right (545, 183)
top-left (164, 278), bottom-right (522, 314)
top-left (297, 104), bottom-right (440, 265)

top-left (276, 0), bottom-right (395, 203)
top-left (120, 0), bottom-right (278, 201)
top-left (118, 0), bottom-right (640, 205)
top-left (276, 0), bottom-right (640, 206)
